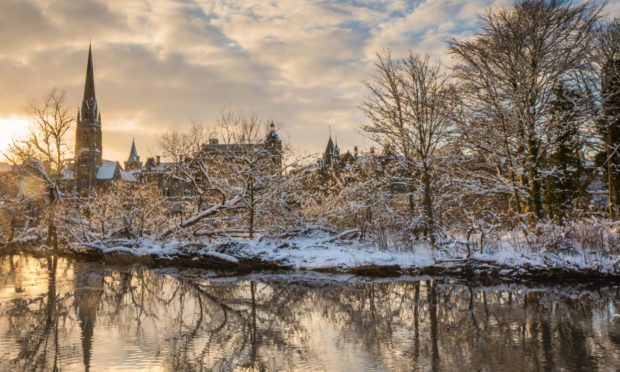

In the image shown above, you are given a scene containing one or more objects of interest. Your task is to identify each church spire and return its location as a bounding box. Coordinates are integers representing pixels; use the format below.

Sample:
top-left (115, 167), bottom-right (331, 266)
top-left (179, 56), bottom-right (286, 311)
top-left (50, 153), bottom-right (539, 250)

top-left (128, 138), bottom-right (139, 162)
top-left (80, 44), bottom-right (98, 122)
top-left (83, 43), bottom-right (96, 102)
top-left (75, 44), bottom-right (104, 191)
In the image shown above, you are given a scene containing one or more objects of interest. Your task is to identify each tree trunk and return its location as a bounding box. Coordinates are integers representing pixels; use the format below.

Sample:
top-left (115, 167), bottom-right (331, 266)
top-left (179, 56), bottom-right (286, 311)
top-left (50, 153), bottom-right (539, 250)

top-left (528, 166), bottom-right (544, 222)
top-left (607, 124), bottom-right (616, 220)
top-left (248, 180), bottom-right (255, 239)
top-left (46, 187), bottom-right (58, 252)
top-left (421, 163), bottom-right (435, 245)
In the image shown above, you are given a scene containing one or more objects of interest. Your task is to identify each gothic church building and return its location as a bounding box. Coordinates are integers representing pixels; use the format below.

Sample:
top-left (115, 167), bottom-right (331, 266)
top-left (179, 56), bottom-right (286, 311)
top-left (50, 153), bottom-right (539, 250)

top-left (74, 45), bottom-right (125, 191)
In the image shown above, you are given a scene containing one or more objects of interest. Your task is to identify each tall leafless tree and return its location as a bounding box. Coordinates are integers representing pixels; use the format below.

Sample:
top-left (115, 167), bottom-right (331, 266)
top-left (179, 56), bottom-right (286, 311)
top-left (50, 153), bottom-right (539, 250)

top-left (450, 0), bottom-right (602, 225)
top-left (4, 89), bottom-right (74, 249)
top-left (213, 108), bottom-right (284, 239)
top-left (361, 52), bottom-right (456, 244)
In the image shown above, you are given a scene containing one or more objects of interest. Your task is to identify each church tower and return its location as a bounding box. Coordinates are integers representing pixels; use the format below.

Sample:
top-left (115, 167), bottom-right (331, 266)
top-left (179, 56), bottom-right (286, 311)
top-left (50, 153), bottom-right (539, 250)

top-left (75, 44), bottom-right (103, 191)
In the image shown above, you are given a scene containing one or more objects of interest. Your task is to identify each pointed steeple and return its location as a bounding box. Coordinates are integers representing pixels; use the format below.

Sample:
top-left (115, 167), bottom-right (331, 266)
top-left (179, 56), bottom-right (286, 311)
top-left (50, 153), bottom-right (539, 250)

top-left (75, 43), bottom-right (104, 191)
top-left (83, 43), bottom-right (96, 102)
top-left (325, 136), bottom-right (335, 155)
top-left (128, 138), bottom-right (139, 162)
top-left (81, 44), bottom-right (98, 122)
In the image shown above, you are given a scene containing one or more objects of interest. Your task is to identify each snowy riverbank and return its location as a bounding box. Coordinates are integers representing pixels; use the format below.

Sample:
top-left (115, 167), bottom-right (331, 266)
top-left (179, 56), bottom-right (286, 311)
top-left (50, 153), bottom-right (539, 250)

top-left (4, 227), bottom-right (620, 282)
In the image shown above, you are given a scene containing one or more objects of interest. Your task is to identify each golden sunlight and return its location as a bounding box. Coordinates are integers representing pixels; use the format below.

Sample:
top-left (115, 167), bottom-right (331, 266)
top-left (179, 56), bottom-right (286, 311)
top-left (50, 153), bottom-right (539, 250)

top-left (0, 116), bottom-right (30, 160)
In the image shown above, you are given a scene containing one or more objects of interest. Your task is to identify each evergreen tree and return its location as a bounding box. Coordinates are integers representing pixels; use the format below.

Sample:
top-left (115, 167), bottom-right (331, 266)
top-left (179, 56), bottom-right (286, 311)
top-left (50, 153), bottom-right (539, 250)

top-left (542, 83), bottom-right (587, 224)
top-left (595, 19), bottom-right (620, 219)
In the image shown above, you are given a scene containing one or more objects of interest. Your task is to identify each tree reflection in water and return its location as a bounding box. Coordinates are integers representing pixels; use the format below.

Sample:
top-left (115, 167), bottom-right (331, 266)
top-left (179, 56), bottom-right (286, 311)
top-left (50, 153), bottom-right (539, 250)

top-left (0, 255), bottom-right (619, 371)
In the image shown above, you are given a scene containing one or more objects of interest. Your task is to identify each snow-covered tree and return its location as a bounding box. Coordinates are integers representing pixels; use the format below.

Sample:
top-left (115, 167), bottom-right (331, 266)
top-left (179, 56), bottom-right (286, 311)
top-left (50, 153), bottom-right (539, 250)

top-left (450, 0), bottom-right (602, 225)
top-left (62, 181), bottom-right (171, 250)
top-left (361, 52), bottom-right (456, 244)
top-left (209, 109), bottom-right (285, 238)
top-left (158, 108), bottom-right (297, 239)
top-left (596, 18), bottom-right (620, 219)
top-left (542, 82), bottom-right (590, 224)
top-left (3, 89), bottom-right (74, 249)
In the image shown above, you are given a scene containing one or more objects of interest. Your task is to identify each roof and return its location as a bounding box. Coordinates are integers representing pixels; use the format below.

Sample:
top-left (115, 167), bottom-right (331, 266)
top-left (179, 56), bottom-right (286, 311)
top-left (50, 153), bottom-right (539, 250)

top-left (202, 143), bottom-right (266, 155)
top-left (120, 170), bottom-right (137, 182)
top-left (96, 160), bottom-right (119, 180)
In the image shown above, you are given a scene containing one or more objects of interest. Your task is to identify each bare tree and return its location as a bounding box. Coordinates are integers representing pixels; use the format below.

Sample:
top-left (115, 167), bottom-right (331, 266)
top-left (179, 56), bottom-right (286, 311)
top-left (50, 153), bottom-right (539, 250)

top-left (159, 123), bottom-right (226, 209)
top-left (3, 89), bottom-right (74, 249)
top-left (158, 108), bottom-right (288, 239)
top-left (211, 108), bottom-right (284, 239)
top-left (361, 52), bottom-right (456, 244)
top-left (450, 0), bottom-right (602, 225)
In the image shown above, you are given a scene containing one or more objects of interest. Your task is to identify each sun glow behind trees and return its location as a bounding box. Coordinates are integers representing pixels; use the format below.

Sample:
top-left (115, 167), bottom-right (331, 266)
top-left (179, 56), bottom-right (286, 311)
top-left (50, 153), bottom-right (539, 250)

top-left (0, 116), bottom-right (30, 160)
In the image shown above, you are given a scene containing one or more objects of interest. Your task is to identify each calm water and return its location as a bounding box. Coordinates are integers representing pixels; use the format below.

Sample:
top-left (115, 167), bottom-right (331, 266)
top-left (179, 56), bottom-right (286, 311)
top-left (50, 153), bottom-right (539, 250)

top-left (0, 255), bottom-right (619, 371)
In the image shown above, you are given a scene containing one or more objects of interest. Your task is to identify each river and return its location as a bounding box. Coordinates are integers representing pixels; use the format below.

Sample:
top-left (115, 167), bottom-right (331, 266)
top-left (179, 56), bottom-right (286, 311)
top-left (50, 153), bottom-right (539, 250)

top-left (0, 254), bottom-right (619, 371)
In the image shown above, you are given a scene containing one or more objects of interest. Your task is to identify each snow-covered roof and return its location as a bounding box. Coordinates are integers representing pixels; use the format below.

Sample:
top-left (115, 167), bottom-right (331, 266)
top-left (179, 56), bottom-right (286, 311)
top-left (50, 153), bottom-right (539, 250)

top-left (96, 160), bottom-right (119, 180)
top-left (120, 169), bottom-right (137, 182)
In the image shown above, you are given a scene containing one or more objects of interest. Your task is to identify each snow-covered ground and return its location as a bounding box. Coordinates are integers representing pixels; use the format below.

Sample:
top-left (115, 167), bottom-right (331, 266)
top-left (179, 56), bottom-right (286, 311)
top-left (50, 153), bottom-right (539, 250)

top-left (68, 228), bottom-right (620, 276)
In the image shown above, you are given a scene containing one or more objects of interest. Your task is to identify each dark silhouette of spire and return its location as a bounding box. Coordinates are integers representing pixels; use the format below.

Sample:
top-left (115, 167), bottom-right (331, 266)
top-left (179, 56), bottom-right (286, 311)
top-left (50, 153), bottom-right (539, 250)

top-left (128, 138), bottom-right (139, 162)
top-left (81, 44), bottom-right (98, 122)
top-left (83, 43), bottom-right (96, 102)
top-left (325, 136), bottom-right (335, 155)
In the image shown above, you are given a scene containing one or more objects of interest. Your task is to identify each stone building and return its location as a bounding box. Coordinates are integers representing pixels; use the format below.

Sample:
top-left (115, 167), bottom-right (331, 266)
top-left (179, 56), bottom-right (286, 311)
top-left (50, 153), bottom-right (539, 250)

top-left (73, 45), bottom-right (124, 191)
top-left (318, 135), bottom-right (357, 173)
top-left (201, 122), bottom-right (283, 174)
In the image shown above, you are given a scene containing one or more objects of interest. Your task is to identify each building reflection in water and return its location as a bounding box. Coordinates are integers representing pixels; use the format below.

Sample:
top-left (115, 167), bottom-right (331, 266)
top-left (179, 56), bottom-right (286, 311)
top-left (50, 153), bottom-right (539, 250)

top-left (0, 255), bottom-right (619, 371)
top-left (73, 262), bottom-right (104, 372)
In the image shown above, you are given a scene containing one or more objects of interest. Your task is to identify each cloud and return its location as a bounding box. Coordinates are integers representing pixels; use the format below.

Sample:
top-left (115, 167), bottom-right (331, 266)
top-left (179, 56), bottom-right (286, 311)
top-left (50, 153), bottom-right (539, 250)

top-left (2, 0), bottom-right (602, 163)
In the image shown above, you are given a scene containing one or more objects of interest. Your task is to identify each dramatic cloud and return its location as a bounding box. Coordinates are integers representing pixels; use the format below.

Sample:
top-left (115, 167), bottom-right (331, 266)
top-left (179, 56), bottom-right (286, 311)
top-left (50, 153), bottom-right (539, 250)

top-left (0, 0), bottom-right (613, 162)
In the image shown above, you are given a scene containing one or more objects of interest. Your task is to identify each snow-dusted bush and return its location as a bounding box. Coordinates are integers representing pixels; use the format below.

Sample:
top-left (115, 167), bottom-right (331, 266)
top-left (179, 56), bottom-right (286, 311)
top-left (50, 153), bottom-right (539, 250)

top-left (67, 181), bottom-right (171, 242)
top-left (528, 219), bottom-right (620, 255)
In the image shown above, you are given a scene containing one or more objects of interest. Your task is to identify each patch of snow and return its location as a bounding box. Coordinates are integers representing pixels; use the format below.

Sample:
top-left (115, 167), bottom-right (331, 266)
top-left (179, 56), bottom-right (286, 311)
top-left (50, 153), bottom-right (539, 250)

top-left (197, 250), bottom-right (240, 263)
top-left (96, 160), bottom-right (118, 180)
top-left (69, 229), bottom-right (620, 276)
top-left (120, 170), bottom-right (137, 182)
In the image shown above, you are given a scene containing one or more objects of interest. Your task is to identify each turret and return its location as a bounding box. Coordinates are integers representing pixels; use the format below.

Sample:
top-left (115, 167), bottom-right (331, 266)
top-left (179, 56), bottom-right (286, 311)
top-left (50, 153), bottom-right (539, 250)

top-left (124, 139), bottom-right (143, 171)
top-left (264, 122), bottom-right (282, 172)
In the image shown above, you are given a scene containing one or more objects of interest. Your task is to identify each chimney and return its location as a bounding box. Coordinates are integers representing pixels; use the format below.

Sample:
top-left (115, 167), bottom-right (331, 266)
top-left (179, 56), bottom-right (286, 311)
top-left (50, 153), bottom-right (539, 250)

top-left (209, 138), bottom-right (219, 145)
top-left (156, 155), bottom-right (161, 165)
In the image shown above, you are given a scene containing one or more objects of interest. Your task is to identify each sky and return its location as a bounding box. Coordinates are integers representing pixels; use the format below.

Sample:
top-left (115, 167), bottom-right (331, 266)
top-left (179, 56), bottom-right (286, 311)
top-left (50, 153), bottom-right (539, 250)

top-left (0, 0), bottom-right (617, 163)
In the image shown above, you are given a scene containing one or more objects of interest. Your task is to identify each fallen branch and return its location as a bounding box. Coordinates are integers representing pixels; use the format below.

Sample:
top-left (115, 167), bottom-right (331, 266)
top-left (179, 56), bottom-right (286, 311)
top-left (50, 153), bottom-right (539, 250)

top-left (158, 196), bottom-right (241, 239)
